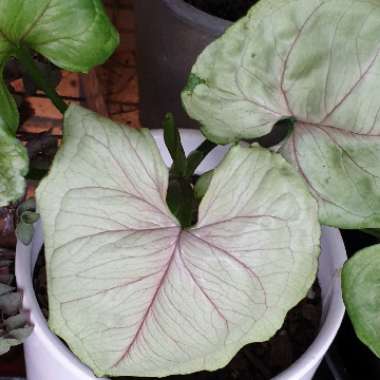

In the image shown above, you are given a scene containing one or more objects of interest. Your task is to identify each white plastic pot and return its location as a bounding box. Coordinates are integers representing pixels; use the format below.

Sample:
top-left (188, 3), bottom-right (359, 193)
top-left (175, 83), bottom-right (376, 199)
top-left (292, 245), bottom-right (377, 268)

top-left (16, 130), bottom-right (346, 380)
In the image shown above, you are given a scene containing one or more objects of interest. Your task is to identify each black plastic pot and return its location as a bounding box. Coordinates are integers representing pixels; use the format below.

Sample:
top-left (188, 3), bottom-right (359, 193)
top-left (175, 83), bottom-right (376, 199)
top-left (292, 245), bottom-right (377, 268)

top-left (135, 0), bottom-right (230, 129)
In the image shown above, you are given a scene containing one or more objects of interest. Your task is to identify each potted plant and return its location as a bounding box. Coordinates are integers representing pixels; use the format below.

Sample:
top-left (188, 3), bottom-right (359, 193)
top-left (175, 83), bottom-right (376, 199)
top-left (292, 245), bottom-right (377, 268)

top-left (16, 0), bottom-right (346, 378)
top-left (5, 0), bottom-right (378, 380)
top-left (16, 112), bottom-right (346, 380)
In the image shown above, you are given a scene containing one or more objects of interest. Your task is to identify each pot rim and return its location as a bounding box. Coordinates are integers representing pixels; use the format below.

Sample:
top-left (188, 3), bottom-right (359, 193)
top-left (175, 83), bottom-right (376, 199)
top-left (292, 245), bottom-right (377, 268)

top-left (16, 129), bottom-right (346, 380)
top-left (162, 0), bottom-right (231, 36)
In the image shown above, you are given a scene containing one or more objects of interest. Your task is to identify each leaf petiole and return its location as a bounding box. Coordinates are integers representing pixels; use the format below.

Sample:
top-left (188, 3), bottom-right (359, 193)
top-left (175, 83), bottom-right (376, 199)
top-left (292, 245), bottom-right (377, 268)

top-left (15, 45), bottom-right (68, 115)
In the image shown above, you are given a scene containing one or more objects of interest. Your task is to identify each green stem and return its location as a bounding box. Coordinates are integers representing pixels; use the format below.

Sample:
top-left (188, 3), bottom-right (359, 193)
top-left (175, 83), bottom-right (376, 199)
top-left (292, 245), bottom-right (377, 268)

top-left (195, 139), bottom-right (218, 157)
top-left (15, 46), bottom-right (68, 115)
top-left (185, 139), bottom-right (217, 178)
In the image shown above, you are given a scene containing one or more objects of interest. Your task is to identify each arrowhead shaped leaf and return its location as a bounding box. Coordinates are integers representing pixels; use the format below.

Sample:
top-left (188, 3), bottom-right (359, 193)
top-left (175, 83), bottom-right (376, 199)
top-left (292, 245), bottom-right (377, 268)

top-left (37, 105), bottom-right (319, 377)
top-left (0, 0), bottom-right (119, 207)
top-left (342, 244), bottom-right (380, 358)
top-left (182, 0), bottom-right (380, 228)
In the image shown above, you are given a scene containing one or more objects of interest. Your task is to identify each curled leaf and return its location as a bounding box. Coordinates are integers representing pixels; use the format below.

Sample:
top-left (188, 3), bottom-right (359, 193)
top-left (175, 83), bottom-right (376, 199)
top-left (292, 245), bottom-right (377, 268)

top-left (194, 170), bottom-right (213, 200)
top-left (16, 199), bottom-right (39, 245)
top-left (37, 105), bottom-right (319, 377)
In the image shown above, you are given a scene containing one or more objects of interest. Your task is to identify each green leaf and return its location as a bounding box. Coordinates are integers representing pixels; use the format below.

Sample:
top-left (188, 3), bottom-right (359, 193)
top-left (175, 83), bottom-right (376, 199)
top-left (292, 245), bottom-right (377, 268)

top-left (163, 113), bottom-right (187, 177)
top-left (0, 0), bottom-right (119, 73)
top-left (20, 210), bottom-right (40, 225)
top-left (15, 221), bottom-right (34, 245)
top-left (182, 0), bottom-right (380, 228)
top-left (15, 211), bottom-right (40, 245)
top-left (185, 139), bottom-right (217, 178)
top-left (194, 170), bottom-right (213, 200)
top-left (342, 244), bottom-right (380, 358)
top-left (0, 129), bottom-right (28, 207)
top-left (0, 0), bottom-right (119, 207)
top-left (37, 104), bottom-right (319, 377)
top-left (0, 65), bottom-right (19, 135)
top-left (166, 177), bottom-right (194, 228)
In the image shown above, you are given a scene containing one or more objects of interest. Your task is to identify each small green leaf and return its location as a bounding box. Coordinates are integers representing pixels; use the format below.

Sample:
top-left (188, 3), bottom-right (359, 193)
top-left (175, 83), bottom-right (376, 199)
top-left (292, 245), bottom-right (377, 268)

top-left (20, 211), bottom-right (40, 225)
top-left (15, 222), bottom-right (34, 246)
top-left (16, 200), bottom-right (39, 244)
top-left (163, 113), bottom-right (187, 177)
top-left (0, 65), bottom-right (19, 135)
top-left (342, 244), bottom-right (380, 358)
top-left (194, 170), bottom-right (213, 200)
top-left (166, 177), bottom-right (194, 228)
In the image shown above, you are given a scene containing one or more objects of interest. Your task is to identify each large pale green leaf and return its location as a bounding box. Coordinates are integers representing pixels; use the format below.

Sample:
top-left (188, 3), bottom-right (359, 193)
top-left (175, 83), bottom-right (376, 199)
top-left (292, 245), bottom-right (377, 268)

top-left (37, 104), bottom-right (319, 377)
top-left (0, 0), bottom-right (118, 207)
top-left (182, 0), bottom-right (380, 228)
top-left (342, 244), bottom-right (380, 358)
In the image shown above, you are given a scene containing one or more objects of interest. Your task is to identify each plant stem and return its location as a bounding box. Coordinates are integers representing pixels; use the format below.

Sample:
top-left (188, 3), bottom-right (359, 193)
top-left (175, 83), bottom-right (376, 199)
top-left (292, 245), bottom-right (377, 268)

top-left (195, 139), bottom-right (218, 157)
top-left (185, 139), bottom-right (217, 178)
top-left (15, 46), bottom-right (68, 115)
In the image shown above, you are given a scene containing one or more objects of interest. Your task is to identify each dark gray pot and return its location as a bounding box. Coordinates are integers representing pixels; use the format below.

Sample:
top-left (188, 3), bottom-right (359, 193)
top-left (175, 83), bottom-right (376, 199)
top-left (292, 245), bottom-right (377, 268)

top-left (135, 0), bottom-right (231, 129)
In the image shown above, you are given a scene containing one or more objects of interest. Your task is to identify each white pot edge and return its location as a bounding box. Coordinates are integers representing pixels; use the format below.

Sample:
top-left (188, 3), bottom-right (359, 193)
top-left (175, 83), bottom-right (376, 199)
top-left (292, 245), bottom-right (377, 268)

top-left (16, 129), bottom-right (347, 380)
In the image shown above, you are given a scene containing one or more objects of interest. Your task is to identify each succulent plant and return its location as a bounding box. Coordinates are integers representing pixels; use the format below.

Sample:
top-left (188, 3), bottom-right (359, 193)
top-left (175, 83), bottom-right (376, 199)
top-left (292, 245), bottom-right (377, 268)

top-left (0, 247), bottom-right (32, 354)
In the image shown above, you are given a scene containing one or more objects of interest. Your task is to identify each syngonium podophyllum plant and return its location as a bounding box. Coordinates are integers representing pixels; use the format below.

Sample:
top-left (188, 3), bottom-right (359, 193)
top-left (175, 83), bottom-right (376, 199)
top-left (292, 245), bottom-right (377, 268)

top-left (182, 0), bottom-right (380, 363)
top-left (7, 0), bottom-right (379, 378)
top-left (0, 0), bottom-right (118, 356)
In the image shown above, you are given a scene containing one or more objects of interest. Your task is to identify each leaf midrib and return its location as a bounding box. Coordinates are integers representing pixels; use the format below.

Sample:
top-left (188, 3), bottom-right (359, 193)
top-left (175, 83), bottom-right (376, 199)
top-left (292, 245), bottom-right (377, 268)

top-left (18, 0), bottom-right (53, 43)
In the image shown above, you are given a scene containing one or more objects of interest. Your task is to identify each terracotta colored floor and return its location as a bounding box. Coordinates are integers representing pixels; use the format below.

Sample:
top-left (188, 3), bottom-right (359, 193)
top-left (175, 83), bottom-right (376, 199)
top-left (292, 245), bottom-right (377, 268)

top-left (0, 0), bottom-right (138, 377)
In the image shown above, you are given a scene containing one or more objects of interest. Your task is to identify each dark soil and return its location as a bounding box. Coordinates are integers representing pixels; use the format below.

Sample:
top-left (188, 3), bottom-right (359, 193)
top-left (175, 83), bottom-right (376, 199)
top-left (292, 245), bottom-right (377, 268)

top-left (34, 248), bottom-right (321, 380)
top-left (184, 0), bottom-right (259, 22)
